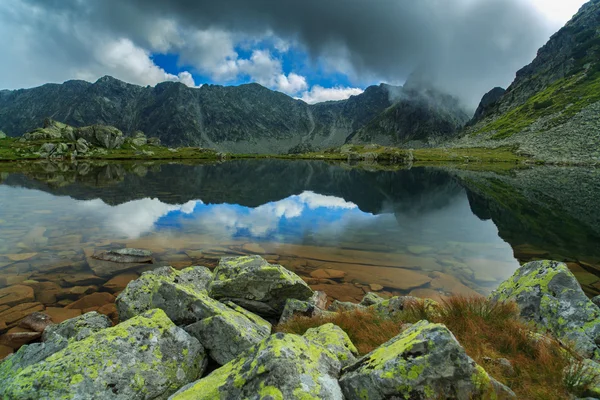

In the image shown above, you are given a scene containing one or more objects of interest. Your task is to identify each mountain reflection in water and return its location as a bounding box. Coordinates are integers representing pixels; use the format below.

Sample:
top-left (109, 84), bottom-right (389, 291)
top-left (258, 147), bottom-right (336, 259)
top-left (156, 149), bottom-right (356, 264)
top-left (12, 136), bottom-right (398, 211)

top-left (0, 160), bottom-right (599, 307)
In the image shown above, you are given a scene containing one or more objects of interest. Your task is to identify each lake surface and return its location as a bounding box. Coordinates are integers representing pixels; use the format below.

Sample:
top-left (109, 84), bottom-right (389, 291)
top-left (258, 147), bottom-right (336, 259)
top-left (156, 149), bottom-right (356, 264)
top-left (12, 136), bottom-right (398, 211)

top-left (1, 160), bottom-right (599, 315)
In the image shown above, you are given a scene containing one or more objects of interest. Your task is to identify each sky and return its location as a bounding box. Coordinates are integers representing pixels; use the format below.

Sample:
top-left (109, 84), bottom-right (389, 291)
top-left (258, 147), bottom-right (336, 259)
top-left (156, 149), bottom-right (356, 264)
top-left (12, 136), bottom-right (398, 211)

top-left (0, 0), bottom-right (588, 107)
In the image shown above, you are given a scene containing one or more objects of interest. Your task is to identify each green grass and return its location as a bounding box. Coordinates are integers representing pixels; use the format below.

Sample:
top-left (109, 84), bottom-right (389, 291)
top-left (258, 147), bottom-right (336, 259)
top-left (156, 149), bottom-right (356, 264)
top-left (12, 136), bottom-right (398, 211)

top-left (475, 68), bottom-right (600, 140)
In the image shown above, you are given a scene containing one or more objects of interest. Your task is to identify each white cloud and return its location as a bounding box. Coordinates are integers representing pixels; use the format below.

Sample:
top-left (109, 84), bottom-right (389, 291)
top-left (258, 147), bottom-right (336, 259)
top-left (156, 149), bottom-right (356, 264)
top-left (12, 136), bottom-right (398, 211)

top-left (79, 198), bottom-right (199, 238)
top-left (299, 85), bottom-right (364, 104)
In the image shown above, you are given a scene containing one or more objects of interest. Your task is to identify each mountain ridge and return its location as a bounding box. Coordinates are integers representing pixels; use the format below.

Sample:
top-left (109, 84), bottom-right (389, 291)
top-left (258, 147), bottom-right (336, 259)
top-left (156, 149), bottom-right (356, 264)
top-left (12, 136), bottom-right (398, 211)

top-left (0, 76), bottom-right (469, 154)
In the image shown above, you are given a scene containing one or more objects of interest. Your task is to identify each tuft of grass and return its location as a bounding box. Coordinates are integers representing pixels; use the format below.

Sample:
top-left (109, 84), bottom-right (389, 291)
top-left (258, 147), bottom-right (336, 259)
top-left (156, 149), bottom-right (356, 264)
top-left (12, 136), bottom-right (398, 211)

top-left (277, 296), bottom-right (577, 399)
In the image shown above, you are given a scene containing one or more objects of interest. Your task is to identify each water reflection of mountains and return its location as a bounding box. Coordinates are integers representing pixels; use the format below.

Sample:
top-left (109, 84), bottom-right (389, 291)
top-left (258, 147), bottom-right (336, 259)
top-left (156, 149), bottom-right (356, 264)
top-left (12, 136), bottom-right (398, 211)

top-left (2, 160), bottom-right (600, 263)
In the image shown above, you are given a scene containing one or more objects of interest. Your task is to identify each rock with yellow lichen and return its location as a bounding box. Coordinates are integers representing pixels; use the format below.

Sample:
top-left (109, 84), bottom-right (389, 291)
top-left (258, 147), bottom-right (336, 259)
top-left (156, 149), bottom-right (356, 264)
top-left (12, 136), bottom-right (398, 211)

top-left (339, 320), bottom-right (515, 400)
top-left (185, 301), bottom-right (271, 365)
top-left (169, 332), bottom-right (344, 400)
top-left (209, 255), bottom-right (314, 317)
top-left (303, 323), bottom-right (358, 367)
top-left (116, 265), bottom-right (216, 324)
top-left (491, 260), bottom-right (600, 361)
top-left (0, 312), bottom-right (112, 384)
top-left (1, 309), bottom-right (207, 400)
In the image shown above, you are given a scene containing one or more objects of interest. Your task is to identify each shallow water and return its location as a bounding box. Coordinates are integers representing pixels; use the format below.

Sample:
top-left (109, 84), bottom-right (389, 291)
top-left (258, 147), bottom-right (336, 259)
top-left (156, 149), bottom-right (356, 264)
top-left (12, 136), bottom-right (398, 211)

top-left (0, 160), bottom-right (599, 313)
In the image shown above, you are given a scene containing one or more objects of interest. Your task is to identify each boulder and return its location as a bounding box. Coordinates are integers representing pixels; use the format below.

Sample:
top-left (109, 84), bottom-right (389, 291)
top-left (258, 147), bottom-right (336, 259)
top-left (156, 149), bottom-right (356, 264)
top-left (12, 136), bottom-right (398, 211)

top-left (592, 295), bottom-right (600, 309)
top-left (303, 323), bottom-right (358, 367)
top-left (339, 321), bottom-right (514, 400)
top-left (75, 125), bottom-right (125, 149)
top-left (1, 309), bottom-right (206, 400)
top-left (116, 266), bottom-right (220, 324)
top-left (491, 260), bottom-right (600, 360)
top-left (170, 332), bottom-right (343, 400)
top-left (75, 138), bottom-right (90, 154)
top-left (369, 296), bottom-right (421, 318)
top-left (185, 302), bottom-right (271, 365)
top-left (131, 131), bottom-right (148, 147)
top-left (0, 312), bottom-right (111, 383)
top-left (209, 256), bottom-right (314, 317)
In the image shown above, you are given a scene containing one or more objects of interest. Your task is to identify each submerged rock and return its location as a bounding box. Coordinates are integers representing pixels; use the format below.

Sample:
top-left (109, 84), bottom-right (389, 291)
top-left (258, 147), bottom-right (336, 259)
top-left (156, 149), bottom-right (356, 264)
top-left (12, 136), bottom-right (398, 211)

top-left (18, 312), bottom-right (53, 332)
top-left (339, 321), bottom-right (514, 400)
top-left (209, 255), bottom-right (314, 317)
top-left (1, 309), bottom-right (206, 400)
top-left (170, 332), bottom-right (343, 400)
top-left (303, 323), bottom-right (358, 367)
top-left (92, 248), bottom-right (153, 264)
top-left (116, 266), bottom-right (216, 324)
top-left (491, 260), bottom-right (600, 360)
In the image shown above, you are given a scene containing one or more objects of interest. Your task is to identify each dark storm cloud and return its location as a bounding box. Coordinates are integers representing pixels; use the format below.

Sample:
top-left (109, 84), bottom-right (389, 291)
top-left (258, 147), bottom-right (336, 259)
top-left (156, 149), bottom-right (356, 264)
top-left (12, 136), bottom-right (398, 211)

top-left (22, 0), bottom-right (561, 107)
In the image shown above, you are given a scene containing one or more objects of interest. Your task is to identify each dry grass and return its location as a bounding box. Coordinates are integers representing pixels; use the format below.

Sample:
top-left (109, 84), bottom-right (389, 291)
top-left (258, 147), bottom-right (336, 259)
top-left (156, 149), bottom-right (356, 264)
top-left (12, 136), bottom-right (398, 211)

top-left (276, 296), bottom-right (584, 399)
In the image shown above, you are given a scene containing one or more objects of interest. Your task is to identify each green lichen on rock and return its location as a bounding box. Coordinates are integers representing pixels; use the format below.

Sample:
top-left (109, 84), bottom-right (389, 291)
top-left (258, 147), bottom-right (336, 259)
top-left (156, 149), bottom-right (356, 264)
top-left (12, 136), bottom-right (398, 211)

top-left (169, 332), bottom-right (343, 400)
top-left (1, 309), bottom-right (206, 400)
top-left (339, 320), bottom-right (514, 400)
top-left (491, 260), bottom-right (600, 360)
top-left (0, 312), bottom-right (112, 384)
top-left (303, 323), bottom-right (358, 367)
top-left (209, 255), bottom-right (314, 317)
top-left (117, 265), bottom-right (217, 324)
top-left (185, 302), bottom-right (271, 365)
top-left (359, 292), bottom-right (385, 307)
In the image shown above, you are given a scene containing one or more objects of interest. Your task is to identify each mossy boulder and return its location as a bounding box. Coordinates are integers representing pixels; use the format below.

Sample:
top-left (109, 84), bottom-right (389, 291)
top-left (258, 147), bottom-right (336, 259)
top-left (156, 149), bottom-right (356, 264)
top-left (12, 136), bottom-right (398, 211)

top-left (0, 312), bottom-right (111, 383)
top-left (1, 309), bottom-right (206, 400)
top-left (169, 332), bottom-right (343, 400)
top-left (303, 323), bottom-right (358, 367)
top-left (185, 302), bottom-right (271, 365)
top-left (209, 256), bottom-right (314, 317)
top-left (491, 260), bottom-right (600, 360)
top-left (116, 266), bottom-right (216, 324)
top-left (339, 321), bottom-right (514, 400)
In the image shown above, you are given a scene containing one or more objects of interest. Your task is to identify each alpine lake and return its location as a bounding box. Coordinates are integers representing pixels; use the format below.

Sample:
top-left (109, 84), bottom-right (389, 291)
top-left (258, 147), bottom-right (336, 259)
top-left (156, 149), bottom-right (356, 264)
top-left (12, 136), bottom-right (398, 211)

top-left (1, 159), bottom-right (600, 336)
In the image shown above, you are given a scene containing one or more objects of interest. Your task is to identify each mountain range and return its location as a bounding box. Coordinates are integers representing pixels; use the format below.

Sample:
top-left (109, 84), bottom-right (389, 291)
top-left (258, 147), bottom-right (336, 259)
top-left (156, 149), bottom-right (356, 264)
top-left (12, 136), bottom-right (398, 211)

top-left (0, 77), bottom-right (469, 154)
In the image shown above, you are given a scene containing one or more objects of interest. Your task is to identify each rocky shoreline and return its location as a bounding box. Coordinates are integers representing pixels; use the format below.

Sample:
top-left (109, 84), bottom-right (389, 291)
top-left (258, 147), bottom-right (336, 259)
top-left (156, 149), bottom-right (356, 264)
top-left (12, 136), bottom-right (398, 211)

top-left (0, 255), bottom-right (598, 399)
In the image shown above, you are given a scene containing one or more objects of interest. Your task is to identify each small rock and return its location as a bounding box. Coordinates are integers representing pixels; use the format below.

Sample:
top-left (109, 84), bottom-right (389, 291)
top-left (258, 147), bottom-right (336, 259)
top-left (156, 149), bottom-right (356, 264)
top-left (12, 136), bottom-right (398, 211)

top-left (0, 302), bottom-right (45, 328)
top-left (328, 300), bottom-right (366, 312)
top-left (304, 323), bottom-right (358, 367)
top-left (359, 292), bottom-right (385, 306)
top-left (483, 357), bottom-right (515, 376)
top-left (18, 312), bottom-right (53, 332)
top-left (92, 248), bottom-right (153, 263)
top-left (0, 330), bottom-right (41, 348)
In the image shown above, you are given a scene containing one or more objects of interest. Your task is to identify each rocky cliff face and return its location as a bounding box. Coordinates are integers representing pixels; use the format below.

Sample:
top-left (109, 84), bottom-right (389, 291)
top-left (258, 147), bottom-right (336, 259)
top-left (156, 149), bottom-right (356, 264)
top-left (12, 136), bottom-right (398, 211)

top-left (0, 77), bottom-right (468, 153)
top-left (456, 0), bottom-right (600, 162)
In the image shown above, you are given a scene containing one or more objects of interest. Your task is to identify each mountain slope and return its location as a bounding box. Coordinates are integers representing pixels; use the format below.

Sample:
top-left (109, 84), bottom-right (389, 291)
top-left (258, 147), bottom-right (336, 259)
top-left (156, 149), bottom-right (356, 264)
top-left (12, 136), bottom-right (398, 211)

top-left (456, 0), bottom-right (600, 162)
top-left (0, 77), bottom-right (468, 154)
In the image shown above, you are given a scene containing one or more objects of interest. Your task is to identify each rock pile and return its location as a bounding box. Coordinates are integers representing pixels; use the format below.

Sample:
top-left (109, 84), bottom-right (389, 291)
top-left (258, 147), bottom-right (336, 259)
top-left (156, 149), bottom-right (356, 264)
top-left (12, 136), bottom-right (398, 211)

top-left (2, 256), bottom-right (598, 398)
